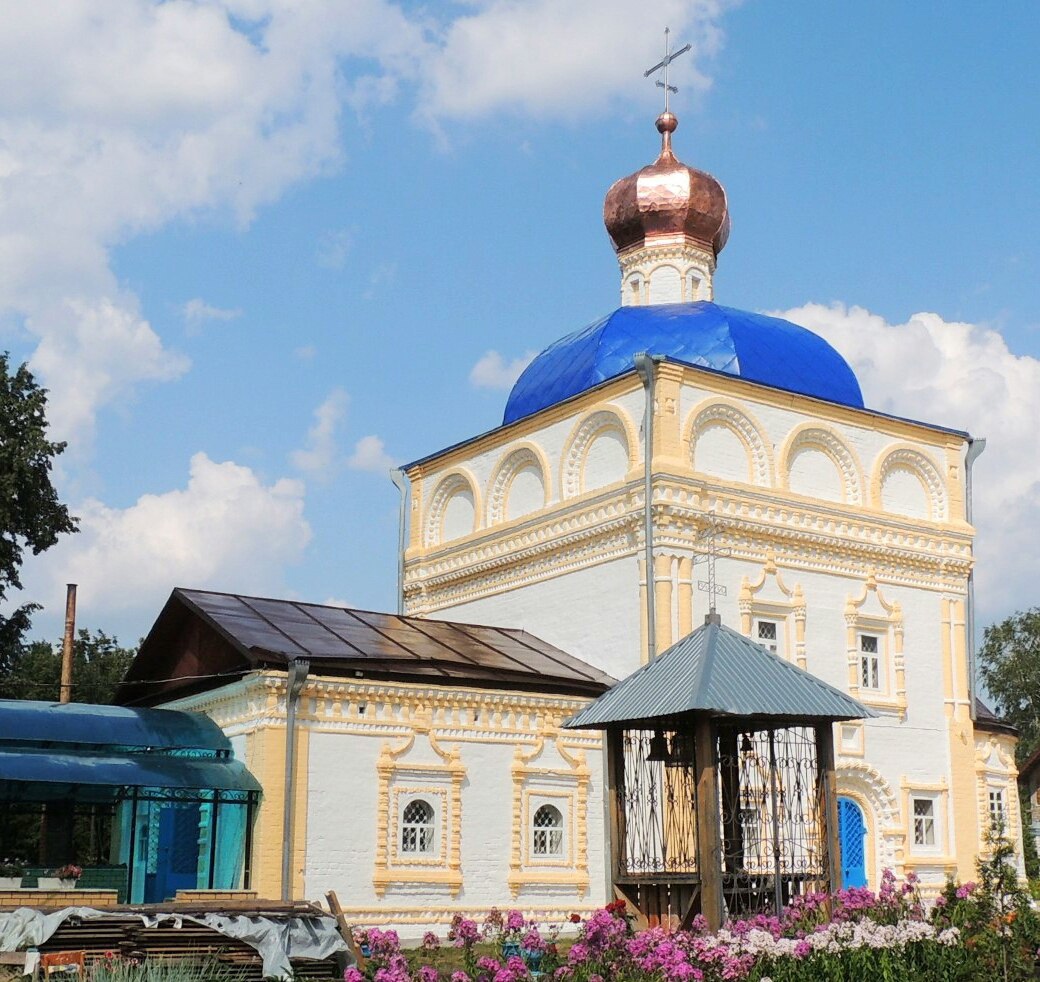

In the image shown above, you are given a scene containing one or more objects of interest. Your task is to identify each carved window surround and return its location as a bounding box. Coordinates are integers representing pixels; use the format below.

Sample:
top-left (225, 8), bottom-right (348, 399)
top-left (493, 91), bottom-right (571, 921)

top-left (739, 550), bottom-right (806, 669)
top-left (374, 714), bottom-right (465, 898)
top-left (508, 731), bottom-right (590, 898)
top-left (845, 575), bottom-right (906, 718)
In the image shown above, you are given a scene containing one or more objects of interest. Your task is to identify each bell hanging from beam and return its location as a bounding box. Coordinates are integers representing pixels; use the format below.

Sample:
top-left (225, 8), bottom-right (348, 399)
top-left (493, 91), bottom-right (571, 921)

top-left (645, 729), bottom-right (670, 762)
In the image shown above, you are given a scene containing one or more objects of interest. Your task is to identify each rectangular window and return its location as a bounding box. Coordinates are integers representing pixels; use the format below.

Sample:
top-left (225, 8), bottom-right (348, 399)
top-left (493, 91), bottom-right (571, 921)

top-left (756, 619), bottom-right (780, 656)
top-left (912, 797), bottom-right (936, 847)
top-left (989, 789), bottom-right (1006, 829)
top-left (859, 634), bottom-right (880, 690)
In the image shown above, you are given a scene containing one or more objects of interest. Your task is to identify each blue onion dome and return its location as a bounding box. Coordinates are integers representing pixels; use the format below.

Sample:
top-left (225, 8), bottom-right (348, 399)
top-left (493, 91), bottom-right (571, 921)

top-left (503, 302), bottom-right (864, 425)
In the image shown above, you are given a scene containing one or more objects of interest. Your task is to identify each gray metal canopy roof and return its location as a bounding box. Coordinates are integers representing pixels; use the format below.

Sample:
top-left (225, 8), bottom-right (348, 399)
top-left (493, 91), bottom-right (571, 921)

top-left (565, 618), bottom-right (875, 729)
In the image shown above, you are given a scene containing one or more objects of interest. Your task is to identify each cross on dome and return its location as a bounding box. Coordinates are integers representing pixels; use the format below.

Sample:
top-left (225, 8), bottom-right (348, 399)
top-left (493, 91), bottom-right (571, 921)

top-left (643, 27), bottom-right (691, 115)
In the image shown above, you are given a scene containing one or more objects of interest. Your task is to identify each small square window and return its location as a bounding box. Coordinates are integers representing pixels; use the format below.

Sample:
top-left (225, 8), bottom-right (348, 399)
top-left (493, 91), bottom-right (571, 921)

top-left (912, 798), bottom-right (936, 847)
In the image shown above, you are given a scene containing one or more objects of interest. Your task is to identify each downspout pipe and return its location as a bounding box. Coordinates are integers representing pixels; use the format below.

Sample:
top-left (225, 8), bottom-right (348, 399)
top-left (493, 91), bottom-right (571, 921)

top-left (390, 467), bottom-right (410, 616)
top-left (964, 437), bottom-right (986, 721)
top-left (634, 353), bottom-right (657, 662)
top-left (281, 656), bottom-right (310, 900)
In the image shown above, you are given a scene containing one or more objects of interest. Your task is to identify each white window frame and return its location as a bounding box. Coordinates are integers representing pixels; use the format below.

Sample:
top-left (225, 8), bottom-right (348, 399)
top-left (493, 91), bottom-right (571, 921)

top-left (399, 797), bottom-right (437, 856)
top-left (910, 794), bottom-right (939, 854)
top-left (989, 787), bottom-right (1007, 831)
top-left (531, 803), bottom-right (565, 858)
top-left (754, 618), bottom-right (782, 657)
top-left (858, 632), bottom-right (882, 691)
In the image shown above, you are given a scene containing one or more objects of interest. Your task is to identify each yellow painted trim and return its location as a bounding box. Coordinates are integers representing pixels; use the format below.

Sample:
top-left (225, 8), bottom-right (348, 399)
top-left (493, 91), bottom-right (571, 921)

top-left (844, 573), bottom-right (906, 718)
top-left (424, 467), bottom-right (483, 548)
top-left (681, 395), bottom-right (775, 487)
top-left (777, 421), bottom-right (867, 505)
top-left (486, 441), bottom-right (553, 526)
top-left (870, 443), bottom-right (948, 522)
top-left (559, 406), bottom-right (641, 499)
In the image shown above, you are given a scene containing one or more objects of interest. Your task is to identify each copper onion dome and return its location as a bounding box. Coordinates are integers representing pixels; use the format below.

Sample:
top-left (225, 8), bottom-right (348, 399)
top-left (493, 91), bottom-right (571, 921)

top-left (604, 112), bottom-right (730, 257)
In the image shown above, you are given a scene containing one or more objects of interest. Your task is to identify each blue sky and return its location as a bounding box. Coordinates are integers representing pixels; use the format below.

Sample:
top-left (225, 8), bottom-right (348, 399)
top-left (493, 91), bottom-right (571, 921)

top-left (3, 1), bottom-right (1039, 645)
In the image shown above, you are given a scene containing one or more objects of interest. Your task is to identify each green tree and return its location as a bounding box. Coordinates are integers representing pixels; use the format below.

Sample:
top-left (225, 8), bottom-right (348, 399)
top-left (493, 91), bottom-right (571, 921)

top-left (979, 607), bottom-right (1040, 764)
top-left (0, 629), bottom-right (137, 703)
top-left (0, 353), bottom-right (77, 648)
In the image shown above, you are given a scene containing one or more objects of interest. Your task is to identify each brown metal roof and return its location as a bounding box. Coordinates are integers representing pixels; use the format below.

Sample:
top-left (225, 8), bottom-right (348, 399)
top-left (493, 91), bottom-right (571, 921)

top-left (120, 588), bottom-right (615, 703)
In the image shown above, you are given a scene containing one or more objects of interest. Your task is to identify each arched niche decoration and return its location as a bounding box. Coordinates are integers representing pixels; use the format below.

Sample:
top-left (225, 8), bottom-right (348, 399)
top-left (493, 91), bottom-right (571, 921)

top-left (683, 398), bottom-right (773, 488)
top-left (836, 762), bottom-right (903, 886)
top-left (779, 424), bottom-right (865, 505)
top-left (872, 444), bottom-right (948, 522)
top-left (648, 263), bottom-right (682, 304)
top-left (424, 469), bottom-right (481, 547)
top-left (487, 443), bottom-right (551, 526)
top-left (560, 408), bottom-right (638, 499)
top-left (738, 549), bottom-right (806, 669)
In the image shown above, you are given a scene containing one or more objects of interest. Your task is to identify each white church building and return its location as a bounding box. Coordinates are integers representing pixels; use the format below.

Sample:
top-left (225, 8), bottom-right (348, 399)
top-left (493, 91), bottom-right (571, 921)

top-left (121, 107), bottom-right (1021, 927)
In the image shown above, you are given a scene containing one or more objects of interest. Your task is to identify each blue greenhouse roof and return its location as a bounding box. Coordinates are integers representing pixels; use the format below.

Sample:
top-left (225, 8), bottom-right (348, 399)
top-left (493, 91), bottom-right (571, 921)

top-left (504, 302), bottom-right (864, 424)
top-left (0, 747), bottom-right (261, 802)
top-left (0, 699), bottom-right (232, 753)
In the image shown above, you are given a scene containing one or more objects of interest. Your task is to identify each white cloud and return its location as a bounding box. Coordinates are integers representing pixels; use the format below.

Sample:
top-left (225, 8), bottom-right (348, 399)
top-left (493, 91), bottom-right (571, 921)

top-left (469, 349), bottom-right (536, 390)
top-left (776, 302), bottom-right (1040, 622)
top-left (290, 388), bottom-right (349, 481)
top-left (20, 451), bottom-right (311, 625)
top-left (0, 1), bottom-right (425, 449)
top-left (315, 228), bottom-right (354, 270)
top-left (417, 0), bottom-right (731, 120)
top-left (348, 434), bottom-right (397, 474)
top-left (27, 296), bottom-right (189, 443)
top-left (183, 297), bottom-right (242, 331)
top-left (293, 344), bottom-right (317, 361)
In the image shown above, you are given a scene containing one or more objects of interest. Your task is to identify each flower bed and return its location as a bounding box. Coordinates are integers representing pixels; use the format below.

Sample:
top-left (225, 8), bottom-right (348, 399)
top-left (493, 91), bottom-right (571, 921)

top-left (353, 848), bottom-right (1040, 982)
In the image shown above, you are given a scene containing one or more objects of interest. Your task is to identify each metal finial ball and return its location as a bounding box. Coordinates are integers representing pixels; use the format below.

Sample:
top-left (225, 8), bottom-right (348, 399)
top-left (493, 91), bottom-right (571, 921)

top-left (656, 112), bottom-right (678, 134)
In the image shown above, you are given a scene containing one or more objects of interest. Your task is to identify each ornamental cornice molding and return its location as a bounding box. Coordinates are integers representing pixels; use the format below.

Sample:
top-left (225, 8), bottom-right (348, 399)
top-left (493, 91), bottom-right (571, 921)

top-left (406, 478), bottom-right (973, 613)
top-left (618, 241), bottom-right (715, 274)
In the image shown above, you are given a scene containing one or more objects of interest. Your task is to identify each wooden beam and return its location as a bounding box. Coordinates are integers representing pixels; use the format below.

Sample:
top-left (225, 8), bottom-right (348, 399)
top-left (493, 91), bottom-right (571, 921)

top-left (325, 890), bottom-right (365, 970)
top-left (604, 727), bottom-right (623, 890)
top-left (816, 722), bottom-right (842, 899)
top-left (694, 715), bottom-right (723, 930)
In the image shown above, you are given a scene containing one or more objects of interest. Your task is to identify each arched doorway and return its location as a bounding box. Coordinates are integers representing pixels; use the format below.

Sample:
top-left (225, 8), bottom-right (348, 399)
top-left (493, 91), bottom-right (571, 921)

top-left (838, 796), bottom-right (867, 888)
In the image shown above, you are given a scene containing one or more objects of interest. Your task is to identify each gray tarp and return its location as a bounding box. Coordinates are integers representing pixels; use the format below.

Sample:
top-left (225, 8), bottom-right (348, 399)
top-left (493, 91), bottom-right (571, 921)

top-left (0, 906), bottom-right (353, 979)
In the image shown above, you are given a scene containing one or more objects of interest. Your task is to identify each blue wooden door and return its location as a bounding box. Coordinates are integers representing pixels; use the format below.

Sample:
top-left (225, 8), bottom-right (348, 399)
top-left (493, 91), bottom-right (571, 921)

top-left (837, 797), bottom-right (867, 888)
top-left (148, 805), bottom-right (201, 902)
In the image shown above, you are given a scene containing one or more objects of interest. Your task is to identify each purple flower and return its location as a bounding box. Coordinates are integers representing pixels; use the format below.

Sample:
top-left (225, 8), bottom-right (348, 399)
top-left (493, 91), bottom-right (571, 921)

top-left (422, 932), bottom-right (441, 951)
top-left (344, 969), bottom-right (364, 982)
top-left (567, 942), bottom-right (589, 965)
top-left (505, 910), bottom-right (526, 933)
top-left (419, 967), bottom-right (439, 982)
top-left (451, 973), bottom-right (469, 982)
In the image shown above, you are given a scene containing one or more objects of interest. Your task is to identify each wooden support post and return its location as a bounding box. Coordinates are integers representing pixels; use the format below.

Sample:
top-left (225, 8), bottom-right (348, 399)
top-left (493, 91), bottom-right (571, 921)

top-left (816, 722), bottom-right (842, 897)
top-left (326, 890), bottom-right (366, 970)
top-left (694, 715), bottom-right (723, 930)
top-left (604, 727), bottom-right (624, 886)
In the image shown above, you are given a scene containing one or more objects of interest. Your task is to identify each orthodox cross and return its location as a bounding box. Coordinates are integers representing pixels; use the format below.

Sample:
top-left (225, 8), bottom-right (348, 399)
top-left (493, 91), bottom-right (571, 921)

top-left (643, 27), bottom-right (691, 113)
top-left (693, 516), bottom-right (731, 618)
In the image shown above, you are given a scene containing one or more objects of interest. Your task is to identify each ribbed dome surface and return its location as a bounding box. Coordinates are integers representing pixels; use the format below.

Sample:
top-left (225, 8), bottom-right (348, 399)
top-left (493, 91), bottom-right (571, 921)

top-left (503, 302), bottom-right (863, 425)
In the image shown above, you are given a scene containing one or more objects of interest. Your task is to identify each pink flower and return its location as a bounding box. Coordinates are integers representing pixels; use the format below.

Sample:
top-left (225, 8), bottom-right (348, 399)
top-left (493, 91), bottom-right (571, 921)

top-left (505, 910), bottom-right (526, 933)
top-left (419, 967), bottom-right (439, 982)
top-left (451, 973), bottom-right (469, 982)
top-left (422, 932), bottom-right (441, 951)
top-left (567, 942), bottom-right (589, 965)
top-left (344, 969), bottom-right (364, 982)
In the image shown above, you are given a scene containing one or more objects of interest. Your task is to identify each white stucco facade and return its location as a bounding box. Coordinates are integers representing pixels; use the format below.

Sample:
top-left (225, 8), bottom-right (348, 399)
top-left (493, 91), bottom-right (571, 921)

top-left (403, 359), bottom-right (1023, 891)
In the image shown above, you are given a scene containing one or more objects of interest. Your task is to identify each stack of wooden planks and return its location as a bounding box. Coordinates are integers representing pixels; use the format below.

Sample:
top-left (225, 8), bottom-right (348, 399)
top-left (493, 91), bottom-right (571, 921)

top-left (29, 900), bottom-right (342, 981)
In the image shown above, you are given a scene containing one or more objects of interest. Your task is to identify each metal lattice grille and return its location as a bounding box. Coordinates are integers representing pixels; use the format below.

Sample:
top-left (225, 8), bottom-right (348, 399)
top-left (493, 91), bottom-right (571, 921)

top-left (401, 799), bottom-right (434, 854)
top-left (532, 804), bottom-right (563, 856)
top-left (616, 729), bottom-right (699, 877)
top-left (717, 725), bottom-right (829, 916)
